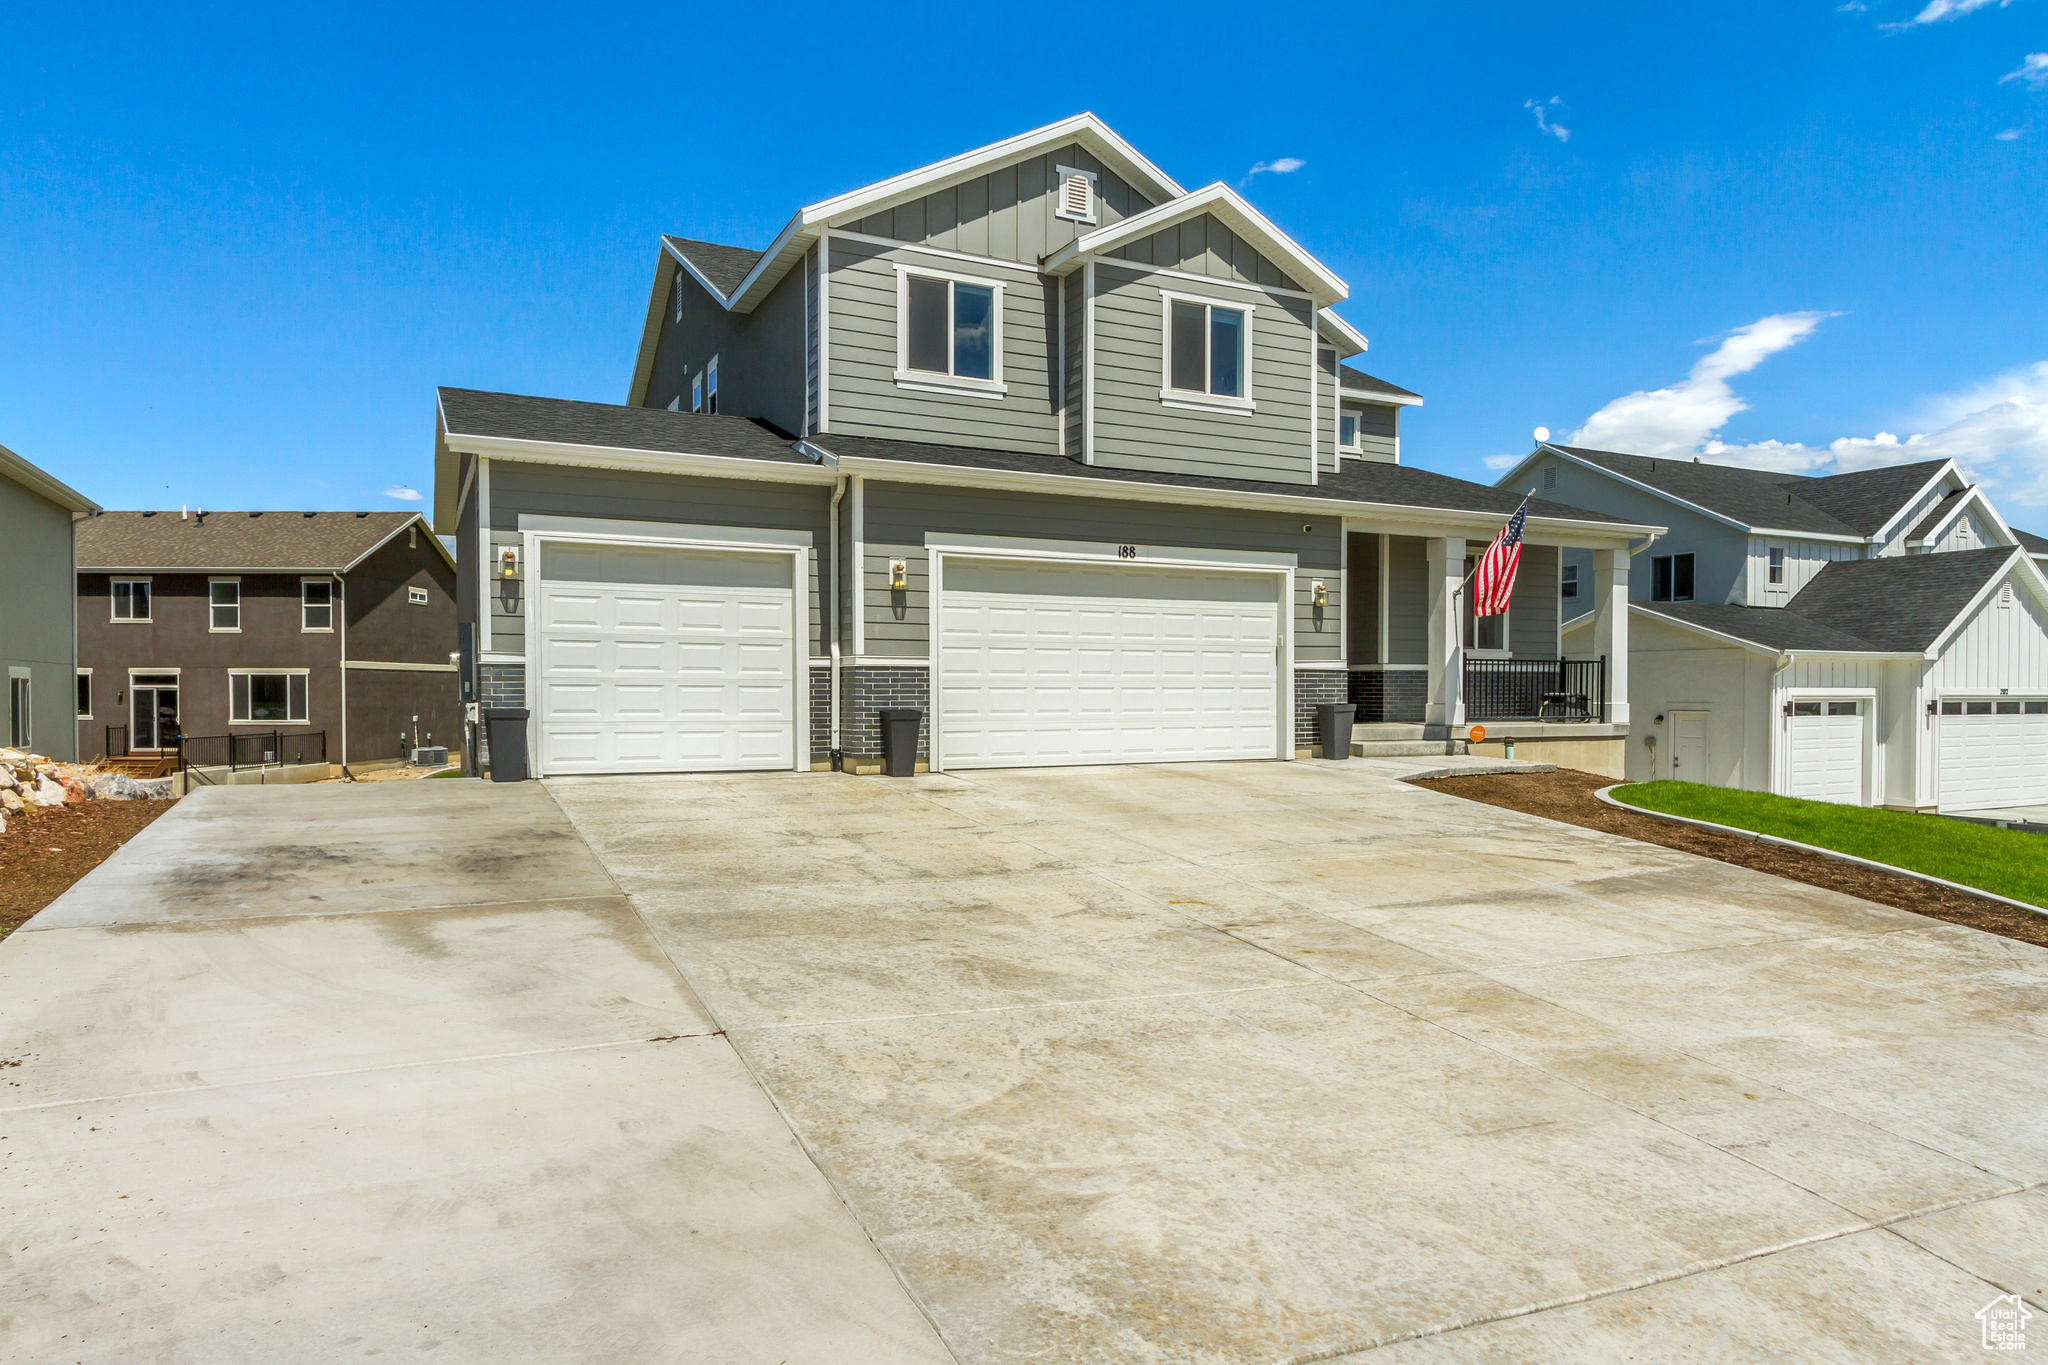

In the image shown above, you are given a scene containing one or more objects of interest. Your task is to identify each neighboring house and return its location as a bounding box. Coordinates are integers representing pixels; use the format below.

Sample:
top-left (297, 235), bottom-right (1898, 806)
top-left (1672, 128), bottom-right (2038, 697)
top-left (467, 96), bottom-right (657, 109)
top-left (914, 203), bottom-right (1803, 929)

top-left (435, 115), bottom-right (1658, 779)
top-left (1495, 444), bottom-right (2048, 811)
top-left (75, 510), bottom-right (462, 771)
top-left (0, 442), bottom-right (99, 761)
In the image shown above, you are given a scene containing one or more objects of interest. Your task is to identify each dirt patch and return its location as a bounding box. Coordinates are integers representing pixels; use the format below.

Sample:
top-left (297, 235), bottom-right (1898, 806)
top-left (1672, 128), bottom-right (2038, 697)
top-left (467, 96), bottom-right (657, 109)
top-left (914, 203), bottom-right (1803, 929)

top-left (1411, 767), bottom-right (2048, 950)
top-left (0, 800), bottom-right (177, 938)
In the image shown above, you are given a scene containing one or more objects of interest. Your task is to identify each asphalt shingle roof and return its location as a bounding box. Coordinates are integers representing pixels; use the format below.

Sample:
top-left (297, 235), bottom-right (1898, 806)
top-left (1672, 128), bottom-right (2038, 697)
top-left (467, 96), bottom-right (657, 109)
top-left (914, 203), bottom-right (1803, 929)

top-left (808, 432), bottom-right (1627, 523)
top-left (1784, 546), bottom-right (2015, 652)
top-left (663, 236), bottom-right (766, 297)
top-left (1780, 459), bottom-right (1950, 536)
top-left (438, 388), bottom-right (814, 465)
top-left (1634, 601), bottom-right (1879, 652)
top-left (1909, 489), bottom-right (1966, 542)
top-left (1338, 368), bottom-right (1422, 402)
top-left (1546, 445), bottom-right (1862, 535)
top-left (77, 510), bottom-right (418, 571)
top-left (2013, 526), bottom-right (2048, 555)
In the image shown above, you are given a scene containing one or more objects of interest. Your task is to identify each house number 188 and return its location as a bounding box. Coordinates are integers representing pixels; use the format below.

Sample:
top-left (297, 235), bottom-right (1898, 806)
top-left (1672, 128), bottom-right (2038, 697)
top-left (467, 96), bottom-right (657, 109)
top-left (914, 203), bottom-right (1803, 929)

top-left (1116, 545), bottom-right (1138, 559)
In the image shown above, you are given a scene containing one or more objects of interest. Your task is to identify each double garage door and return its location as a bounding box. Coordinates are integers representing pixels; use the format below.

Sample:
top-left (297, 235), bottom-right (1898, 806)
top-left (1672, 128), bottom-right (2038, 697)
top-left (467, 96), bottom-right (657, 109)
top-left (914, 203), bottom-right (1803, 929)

top-left (533, 543), bottom-right (1286, 776)
top-left (1938, 700), bottom-right (2048, 810)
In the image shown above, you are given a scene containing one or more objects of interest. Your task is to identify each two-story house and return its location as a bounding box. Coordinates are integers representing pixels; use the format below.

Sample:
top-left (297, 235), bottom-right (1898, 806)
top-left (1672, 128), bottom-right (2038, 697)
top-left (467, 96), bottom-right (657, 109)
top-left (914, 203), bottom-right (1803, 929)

top-left (75, 509), bottom-right (463, 776)
top-left (1494, 443), bottom-right (2048, 812)
top-left (1, 441), bottom-right (99, 761)
top-left (435, 115), bottom-right (1658, 779)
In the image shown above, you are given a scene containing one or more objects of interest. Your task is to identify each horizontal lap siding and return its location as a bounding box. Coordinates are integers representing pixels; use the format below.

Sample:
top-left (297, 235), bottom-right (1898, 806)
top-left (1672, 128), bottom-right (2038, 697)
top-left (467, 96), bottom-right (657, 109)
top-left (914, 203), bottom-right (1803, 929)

top-left (1385, 535), bottom-right (1429, 665)
top-left (860, 482), bottom-right (1341, 662)
top-left (1064, 273), bottom-right (1085, 459)
top-left (827, 237), bottom-right (1059, 453)
top-left (850, 145), bottom-right (1152, 266)
top-left (1318, 346), bottom-right (1338, 473)
top-left (1090, 263), bottom-right (1315, 486)
top-left (488, 463), bottom-right (832, 657)
top-left (1509, 544), bottom-right (1560, 657)
top-left (1347, 403), bottom-right (1398, 463)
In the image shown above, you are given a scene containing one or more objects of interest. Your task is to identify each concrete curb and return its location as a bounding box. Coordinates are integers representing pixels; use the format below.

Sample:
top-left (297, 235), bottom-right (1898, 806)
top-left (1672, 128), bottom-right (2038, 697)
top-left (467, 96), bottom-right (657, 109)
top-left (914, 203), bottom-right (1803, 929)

top-left (1595, 785), bottom-right (2048, 919)
top-left (1403, 762), bottom-right (1558, 781)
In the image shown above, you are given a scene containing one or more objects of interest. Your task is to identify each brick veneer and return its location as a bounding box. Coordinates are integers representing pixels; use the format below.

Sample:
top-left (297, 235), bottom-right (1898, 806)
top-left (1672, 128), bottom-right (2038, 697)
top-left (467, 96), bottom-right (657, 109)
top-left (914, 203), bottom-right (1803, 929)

top-left (1350, 667), bottom-right (1426, 723)
top-left (838, 664), bottom-right (930, 763)
top-left (1292, 669), bottom-right (1350, 748)
top-left (808, 665), bottom-right (831, 764)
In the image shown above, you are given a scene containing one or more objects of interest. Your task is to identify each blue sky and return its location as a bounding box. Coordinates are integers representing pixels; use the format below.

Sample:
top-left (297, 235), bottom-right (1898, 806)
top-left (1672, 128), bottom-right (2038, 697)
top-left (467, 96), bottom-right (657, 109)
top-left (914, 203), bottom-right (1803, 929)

top-left (4, 1), bottom-right (2044, 518)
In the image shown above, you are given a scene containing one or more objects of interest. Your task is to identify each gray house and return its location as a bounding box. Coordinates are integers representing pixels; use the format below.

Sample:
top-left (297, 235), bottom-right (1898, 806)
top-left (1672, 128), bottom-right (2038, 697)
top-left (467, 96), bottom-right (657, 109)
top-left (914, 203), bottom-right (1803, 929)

top-left (435, 115), bottom-right (1655, 779)
top-left (1496, 444), bottom-right (2048, 811)
top-left (0, 441), bottom-right (98, 761)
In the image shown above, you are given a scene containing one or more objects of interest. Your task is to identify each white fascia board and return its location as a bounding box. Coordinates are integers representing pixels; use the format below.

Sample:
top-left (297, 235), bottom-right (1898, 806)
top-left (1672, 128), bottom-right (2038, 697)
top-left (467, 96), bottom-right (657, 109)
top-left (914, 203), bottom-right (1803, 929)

top-left (663, 238), bottom-right (737, 307)
top-left (626, 247), bottom-right (681, 406)
top-left (1745, 527), bottom-right (1874, 545)
top-left (432, 400), bottom-right (459, 534)
top-left (1868, 460), bottom-right (1962, 545)
top-left (1341, 388), bottom-right (1424, 410)
top-left (1627, 604), bottom-right (1785, 656)
top-left (440, 432), bottom-right (836, 488)
top-left (1516, 444), bottom-right (1755, 533)
top-left (1043, 183), bottom-right (1349, 305)
top-left (1910, 483), bottom-right (2018, 549)
top-left (0, 441), bottom-right (97, 513)
top-left (1317, 310), bottom-right (1369, 356)
top-left (720, 114), bottom-right (1186, 315)
top-left (342, 512), bottom-right (458, 574)
top-left (1925, 547), bottom-right (2048, 656)
top-left (816, 450), bottom-right (1653, 543)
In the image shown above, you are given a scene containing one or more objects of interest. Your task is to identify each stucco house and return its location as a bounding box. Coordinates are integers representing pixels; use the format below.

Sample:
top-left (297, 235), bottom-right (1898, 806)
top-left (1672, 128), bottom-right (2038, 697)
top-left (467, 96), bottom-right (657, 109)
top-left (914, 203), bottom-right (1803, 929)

top-left (1495, 444), bottom-right (2048, 812)
top-left (0, 441), bottom-right (99, 761)
top-left (436, 115), bottom-right (1659, 779)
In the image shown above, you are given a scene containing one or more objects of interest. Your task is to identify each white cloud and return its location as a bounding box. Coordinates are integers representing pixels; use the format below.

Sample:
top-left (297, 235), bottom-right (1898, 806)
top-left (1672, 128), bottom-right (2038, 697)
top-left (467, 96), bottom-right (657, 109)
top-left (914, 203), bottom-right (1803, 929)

top-left (1836, 0), bottom-right (1868, 10)
top-left (1997, 126), bottom-right (2027, 139)
top-left (1566, 313), bottom-right (1831, 457)
top-left (1562, 316), bottom-right (2048, 509)
top-left (1482, 453), bottom-right (1522, 471)
top-left (1247, 157), bottom-right (1305, 177)
top-left (2001, 52), bottom-right (2048, 89)
top-left (381, 486), bottom-right (422, 501)
top-left (1524, 97), bottom-right (1571, 143)
top-left (1882, 0), bottom-right (2014, 29)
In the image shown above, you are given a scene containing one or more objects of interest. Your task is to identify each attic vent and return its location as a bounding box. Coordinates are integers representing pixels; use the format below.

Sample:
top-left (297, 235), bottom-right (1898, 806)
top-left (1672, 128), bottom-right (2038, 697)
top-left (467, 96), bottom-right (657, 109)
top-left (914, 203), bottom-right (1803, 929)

top-left (1542, 466), bottom-right (1557, 491)
top-left (2000, 583), bottom-right (2015, 609)
top-left (1054, 166), bottom-right (1098, 225)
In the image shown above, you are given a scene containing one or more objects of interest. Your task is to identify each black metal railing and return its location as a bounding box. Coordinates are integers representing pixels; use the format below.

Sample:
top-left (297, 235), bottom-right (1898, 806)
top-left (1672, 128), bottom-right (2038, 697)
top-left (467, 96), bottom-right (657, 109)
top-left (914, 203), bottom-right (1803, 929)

top-left (174, 730), bottom-right (328, 776)
top-left (1463, 656), bottom-right (1606, 722)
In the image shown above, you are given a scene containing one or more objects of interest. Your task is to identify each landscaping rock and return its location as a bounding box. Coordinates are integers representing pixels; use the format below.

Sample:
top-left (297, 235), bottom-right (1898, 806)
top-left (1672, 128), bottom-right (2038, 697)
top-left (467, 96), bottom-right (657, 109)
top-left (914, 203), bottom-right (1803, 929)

top-left (31, 775), bottom-right (68, 808)
top-left (0, 788), bottom-right (22, 814)
top-left (86, 773), bottom-right (171, 801)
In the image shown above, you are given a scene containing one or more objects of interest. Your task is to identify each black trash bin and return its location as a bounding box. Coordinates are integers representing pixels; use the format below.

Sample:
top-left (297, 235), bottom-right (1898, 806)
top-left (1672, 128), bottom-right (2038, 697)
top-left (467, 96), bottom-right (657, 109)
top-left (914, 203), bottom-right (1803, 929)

top-left (879, 707), bottom-right (923, 778)
top-left (484, 708), bottom-right (531, 782)
top-left (1316, 703), bottom-right (1357, 760)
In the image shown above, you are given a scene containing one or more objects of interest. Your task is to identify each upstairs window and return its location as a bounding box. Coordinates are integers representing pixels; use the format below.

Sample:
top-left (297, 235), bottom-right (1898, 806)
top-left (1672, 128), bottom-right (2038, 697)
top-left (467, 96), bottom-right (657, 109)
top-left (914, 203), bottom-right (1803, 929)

top-left (897, 267), bottom-right (1002, 393)
top-left (209, 578), bottom-right (241, 631)
top-left (706, 355), bottom-right (720, 415)
top-left (1561, 563), bottom-right (1579, 600)
top-left (1768, 546), bottom-right (1785, 585)
top-left (1651, 553), bottom-right (1695, 602)
top-left (691, 371), bottom-right (704, 413)
top-left (302, 579), bottom-right (333, 631)
top-left (1165, 296), bottom-right (1248, 406)
top-left (1339, 414), bottom-right (1359, 449)
top-left (1054, 165), bottom-right (1098, 224)
top-left (408, 586), bottom-right (430, 605)
top-left (112, 578), bottom-right (151, 621)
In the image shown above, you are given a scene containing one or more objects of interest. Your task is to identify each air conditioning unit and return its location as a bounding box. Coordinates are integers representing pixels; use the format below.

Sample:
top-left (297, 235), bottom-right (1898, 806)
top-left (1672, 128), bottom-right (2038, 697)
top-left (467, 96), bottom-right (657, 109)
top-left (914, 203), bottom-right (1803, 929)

top-left (411, 746), bottom-right (449, 768)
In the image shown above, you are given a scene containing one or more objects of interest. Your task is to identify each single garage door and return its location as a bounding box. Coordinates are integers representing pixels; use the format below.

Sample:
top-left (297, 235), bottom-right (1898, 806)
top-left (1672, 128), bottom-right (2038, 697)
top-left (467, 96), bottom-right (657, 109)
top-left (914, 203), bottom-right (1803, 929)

top-left (1786, 699), bottom-right (1865, 805)
top-left (1938, 699), bottom-right (2048, 811)
top-left (535, 541), bottom-right (797, 775)
top-left (936, 556), bottom-right (1281, 770)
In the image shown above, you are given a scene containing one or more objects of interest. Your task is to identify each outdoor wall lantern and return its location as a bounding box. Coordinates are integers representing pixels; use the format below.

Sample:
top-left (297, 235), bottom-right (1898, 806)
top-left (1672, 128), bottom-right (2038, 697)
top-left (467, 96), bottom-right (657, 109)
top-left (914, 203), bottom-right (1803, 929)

top-left (499, 546), bottom-right (519, 579)
top-left (1653, 713), bottom-right (1664, 724)
top-left (889, 559), bottom-right (908, 590)
top-left (1311, 580), bottom-right (1327, 608)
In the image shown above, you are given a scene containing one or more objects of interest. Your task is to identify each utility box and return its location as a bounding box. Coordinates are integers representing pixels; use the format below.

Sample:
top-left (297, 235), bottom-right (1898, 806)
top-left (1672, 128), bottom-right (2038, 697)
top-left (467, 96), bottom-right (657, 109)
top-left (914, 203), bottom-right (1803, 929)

top-left (411, 746), bottom-right (449, 768)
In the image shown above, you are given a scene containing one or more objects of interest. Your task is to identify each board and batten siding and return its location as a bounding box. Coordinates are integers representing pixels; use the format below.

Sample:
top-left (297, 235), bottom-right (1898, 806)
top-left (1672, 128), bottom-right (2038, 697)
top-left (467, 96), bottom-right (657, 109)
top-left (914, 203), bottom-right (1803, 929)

top-left (1932, 572), bottom-right (2048, 692)
top-left (1063, 271), bottom-right (1086, 460)
top-left (1878, 482), bottom-right (1954, 556)
top-left (1106, 211), bottom-right (1305, 293)
top-left (858, 481), bottom-right (1342, 662)
top-left (804, 245), bottom-right (820, 435)
top-left (1748, 536), bottom-right (1862, 606)
top-left (845, 145), bottom-right (1153, 266)
top-left (1929, 509), bottom-right (1997, 555)
top-left (1088, 262), bottom-right (1316, 486)
top-left (486, 462), bottom-right (832, 657)
top-left (826, 236), bottom-right (1060, 454)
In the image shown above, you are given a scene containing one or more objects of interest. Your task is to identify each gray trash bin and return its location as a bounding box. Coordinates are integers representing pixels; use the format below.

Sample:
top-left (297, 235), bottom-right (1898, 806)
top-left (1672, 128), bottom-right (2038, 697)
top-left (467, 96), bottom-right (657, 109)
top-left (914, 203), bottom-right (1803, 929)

top-left (485, 708), bottom-right (531, 782)
top-left (1317, 703), bottom-right (1357, 760)
top-left (879, 707), bottom-right (923, 778)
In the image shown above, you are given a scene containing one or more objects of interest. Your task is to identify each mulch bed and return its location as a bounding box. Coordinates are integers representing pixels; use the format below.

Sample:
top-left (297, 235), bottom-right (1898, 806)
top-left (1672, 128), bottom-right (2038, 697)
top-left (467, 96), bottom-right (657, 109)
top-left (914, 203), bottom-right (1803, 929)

top-left (1410, 767), bottom-right (2048, 950)
top-left (0, 799), bottom-right (176, 939)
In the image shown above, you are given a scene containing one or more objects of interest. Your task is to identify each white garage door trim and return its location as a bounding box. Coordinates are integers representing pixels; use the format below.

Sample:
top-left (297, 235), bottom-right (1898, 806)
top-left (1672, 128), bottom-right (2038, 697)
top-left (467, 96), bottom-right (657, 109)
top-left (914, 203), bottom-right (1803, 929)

top-left (928, 545), bottom-right (1293, 773)
top-left (522, 527), bottom-right (810, 777)
top-left (1781, 690), bottom-right (1873, 806)
top-left (1936, 697), bottom-right (2048, 812)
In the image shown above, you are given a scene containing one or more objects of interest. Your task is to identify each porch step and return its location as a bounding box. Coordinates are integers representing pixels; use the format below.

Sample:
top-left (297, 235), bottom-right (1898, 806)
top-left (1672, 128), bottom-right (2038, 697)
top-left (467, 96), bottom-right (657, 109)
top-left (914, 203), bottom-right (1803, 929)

top-left (1351, 740), bottom-right (1471, 758)
top-left (100, 754), bottom-right (177, 779)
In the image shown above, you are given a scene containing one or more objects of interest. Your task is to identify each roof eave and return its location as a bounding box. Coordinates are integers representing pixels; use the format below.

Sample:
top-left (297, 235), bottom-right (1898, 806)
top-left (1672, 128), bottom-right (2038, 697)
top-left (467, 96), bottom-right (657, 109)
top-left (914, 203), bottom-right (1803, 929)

top-left (1866, 459), bottom-right (1962, 544)
top-left (438, 429), bottom-right (835, 486)
top-left (1518, 445), bottom-right (1757, 534)
top-left (0, 443), bottom-right (98, 514)
top-left (1044, 182), bottom-right (1349, 305)
top-left (1316, 310), bottom-right (1370, 357)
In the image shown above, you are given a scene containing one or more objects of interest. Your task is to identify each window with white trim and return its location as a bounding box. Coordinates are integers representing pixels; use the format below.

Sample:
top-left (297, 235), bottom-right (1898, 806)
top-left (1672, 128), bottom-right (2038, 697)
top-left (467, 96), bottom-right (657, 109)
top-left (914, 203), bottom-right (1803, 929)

top-left (1767, 546), bottom-right (1785, 585)
top-left (705, 354), bottom-right (719, 414)
top-left (408, 586), bottom-right (429, 605)
top-left (1165, 296), bottom-right (1248, 403)
top-left (77, 669), bottom-right (92, 720)
top-left (1461, 556), bottom-right (1508, 652)
top-left (209, 578), bottom-right (241, 631)
top-left (112, 578), bottom-right (151, 621)
top-left (1054, 165), bottom-right (1098, 224)
top-left (302, 579), bottom-right (333, 631)
top-left (1561, 563), bottom-right (1579, 600)
top-left (1338, 413), bottom-right (1359, 449)
top-left (691, 371), bottom-right (704, 413)
top-left (1651, 553), bottom-right (1694, 602)
top-left (896, 267), bottom-right (1003, 393)
top-left (230, 671), bottom-right (309, 724)
top-left (8, 670), bottom-right (29, 748)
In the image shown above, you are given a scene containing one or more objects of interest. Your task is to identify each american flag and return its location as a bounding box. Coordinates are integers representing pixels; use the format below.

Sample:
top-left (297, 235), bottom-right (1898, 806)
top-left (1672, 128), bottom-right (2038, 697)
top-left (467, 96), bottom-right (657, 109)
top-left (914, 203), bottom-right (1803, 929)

top-left (1473, 498), bottom-right (1528, 617)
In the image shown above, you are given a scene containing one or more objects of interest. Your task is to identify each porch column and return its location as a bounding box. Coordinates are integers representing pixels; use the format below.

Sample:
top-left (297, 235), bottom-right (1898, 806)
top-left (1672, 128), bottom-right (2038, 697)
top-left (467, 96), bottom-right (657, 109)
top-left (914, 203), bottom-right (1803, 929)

top-left (1425, 536), bottom-right (1465, 729)
top-left (1593, 545), bottom-right (1630, 725)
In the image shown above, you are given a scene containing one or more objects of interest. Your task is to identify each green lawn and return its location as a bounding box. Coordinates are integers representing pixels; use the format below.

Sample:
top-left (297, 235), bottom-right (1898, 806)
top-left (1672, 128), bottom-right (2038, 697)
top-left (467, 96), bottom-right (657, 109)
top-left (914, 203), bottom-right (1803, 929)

top-left (1608, 781), bottom-right (2048, 909)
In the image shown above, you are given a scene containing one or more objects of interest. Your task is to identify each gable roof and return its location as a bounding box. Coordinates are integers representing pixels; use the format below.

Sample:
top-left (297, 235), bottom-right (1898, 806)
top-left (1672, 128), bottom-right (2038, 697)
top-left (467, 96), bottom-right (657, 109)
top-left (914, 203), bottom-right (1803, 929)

top-left (1631, 601), bottom-right (1879, 653)
top-left (2016, 526), bottom-right (2048, 555)
top-left (1340, 368), bottom-right (1423, 406)
top-left (0, 441), bottom-right (97, 514)
top-left (1535, 445), bottom-right (1861, 535)
top-left (1785, 546), bottom-right (2016, 652)
top-left (439, 388), bottom-right (816, 465)
top-left (76, 510), bottom-right (438, 572)
top-left (661, 236), bottom-right (766, 301)
top-left (1778, 459), bottom-right (1952, 536)
top-left (1043, 181), bottom-right (1347, 305)
top-left (1909, 488), bottom-right (1966, 542)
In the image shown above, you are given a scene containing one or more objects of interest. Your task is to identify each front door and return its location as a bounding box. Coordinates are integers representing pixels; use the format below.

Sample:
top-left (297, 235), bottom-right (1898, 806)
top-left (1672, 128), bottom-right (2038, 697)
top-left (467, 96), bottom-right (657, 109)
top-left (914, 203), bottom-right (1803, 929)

top-left (1670, 709), bottom-right (1709, 783)
top-left (131, 674), bottom-right (180, 750)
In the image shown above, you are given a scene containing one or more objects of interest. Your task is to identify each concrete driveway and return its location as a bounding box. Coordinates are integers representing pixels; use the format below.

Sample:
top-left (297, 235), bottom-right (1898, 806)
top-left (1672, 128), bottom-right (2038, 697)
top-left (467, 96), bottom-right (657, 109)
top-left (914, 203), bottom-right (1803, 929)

top-left (550, 760), bottom-right (2048, 1364)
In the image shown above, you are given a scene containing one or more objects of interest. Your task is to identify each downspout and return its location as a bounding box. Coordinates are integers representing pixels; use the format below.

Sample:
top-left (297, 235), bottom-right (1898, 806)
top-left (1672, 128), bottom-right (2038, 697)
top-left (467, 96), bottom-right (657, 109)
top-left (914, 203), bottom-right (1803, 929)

top-left (828, 474), bottom-right (846, 769)
top-left (1768, 650), bottom-right (1795, 795)
top-left (338, 575), bottom-right (349, 776)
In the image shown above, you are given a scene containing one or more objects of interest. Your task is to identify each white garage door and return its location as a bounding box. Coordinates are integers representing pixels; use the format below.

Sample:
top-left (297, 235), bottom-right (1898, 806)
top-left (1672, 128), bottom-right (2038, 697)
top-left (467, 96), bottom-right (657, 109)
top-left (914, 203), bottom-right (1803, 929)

top-left (535, 542), bottom-right (796, 775)
top-left (1786, 699), bottom-right (1865, 805)
top-left (936, 556), bottom-right (1281, 770)
top-left (1938, 699), bottom-right (2048, 811)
